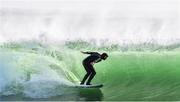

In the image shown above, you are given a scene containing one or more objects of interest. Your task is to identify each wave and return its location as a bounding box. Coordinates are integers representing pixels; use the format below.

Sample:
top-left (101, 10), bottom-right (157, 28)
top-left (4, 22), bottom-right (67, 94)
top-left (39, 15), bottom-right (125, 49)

top-left (0, 41), bottom-right (180, 100)
top-left (0, 43), bottom-right (80, 98)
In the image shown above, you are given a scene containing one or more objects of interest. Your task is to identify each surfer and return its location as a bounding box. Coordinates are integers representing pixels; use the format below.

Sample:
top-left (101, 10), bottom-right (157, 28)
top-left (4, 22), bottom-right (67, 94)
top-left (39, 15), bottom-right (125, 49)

top-left (80, 51), bottom-right (108, 85)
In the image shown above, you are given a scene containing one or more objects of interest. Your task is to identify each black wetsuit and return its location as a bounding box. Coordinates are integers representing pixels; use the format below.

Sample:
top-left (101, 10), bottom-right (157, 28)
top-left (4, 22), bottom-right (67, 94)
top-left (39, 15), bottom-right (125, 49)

top-left (81, 52), bottom-right (102, 85)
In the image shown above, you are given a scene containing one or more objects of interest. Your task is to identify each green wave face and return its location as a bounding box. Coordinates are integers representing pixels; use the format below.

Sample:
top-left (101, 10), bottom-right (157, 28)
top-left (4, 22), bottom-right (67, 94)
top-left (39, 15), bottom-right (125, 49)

top-left (70, 51), bottom-right (180, 101)
top-left (93, 52), bottom-right (180, 100)
top-left (0, 42), bottom-right (180, 101)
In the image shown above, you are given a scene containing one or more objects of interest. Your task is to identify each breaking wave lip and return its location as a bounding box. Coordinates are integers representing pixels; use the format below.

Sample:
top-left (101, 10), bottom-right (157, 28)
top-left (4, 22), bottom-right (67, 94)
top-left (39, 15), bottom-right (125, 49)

top-left (1, 39), bottom-right (179, 52)
top-left (64, 38), bottom-right (180, 51)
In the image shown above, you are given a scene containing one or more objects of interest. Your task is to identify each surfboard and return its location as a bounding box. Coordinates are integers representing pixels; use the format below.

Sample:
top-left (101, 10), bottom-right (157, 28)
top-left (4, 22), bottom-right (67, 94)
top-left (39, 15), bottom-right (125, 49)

top-left (75, 84), bottom-right (103, 88)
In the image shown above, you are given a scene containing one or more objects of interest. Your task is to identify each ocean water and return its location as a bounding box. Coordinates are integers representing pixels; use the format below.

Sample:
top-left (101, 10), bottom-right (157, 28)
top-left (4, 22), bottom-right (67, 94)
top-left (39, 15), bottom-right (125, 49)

top-left (0, 41), bottom-right (180, 101)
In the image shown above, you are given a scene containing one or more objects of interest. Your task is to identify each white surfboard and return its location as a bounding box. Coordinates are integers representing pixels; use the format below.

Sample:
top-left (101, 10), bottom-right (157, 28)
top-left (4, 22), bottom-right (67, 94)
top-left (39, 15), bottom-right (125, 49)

top-left (75, 84), bottom-right (103, 88)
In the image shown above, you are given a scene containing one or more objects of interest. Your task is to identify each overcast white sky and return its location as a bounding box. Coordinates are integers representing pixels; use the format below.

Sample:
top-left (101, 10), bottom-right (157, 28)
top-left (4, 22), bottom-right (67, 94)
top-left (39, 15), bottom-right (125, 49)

top-left (0, 0), bottom-right (179, 42)
top-left (1, 0), bottom-right (179, 18)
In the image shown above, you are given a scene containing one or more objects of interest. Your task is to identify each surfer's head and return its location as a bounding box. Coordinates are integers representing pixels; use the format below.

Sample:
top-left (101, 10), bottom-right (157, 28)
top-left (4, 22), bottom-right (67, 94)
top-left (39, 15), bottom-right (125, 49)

top-left (101, 53), bottom-right (108, 60)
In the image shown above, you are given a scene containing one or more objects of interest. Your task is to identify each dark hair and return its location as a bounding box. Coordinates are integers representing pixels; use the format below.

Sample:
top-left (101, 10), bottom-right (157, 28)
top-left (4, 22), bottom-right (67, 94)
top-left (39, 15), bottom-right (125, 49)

top-left (101, 53), bottom-right (108, 60)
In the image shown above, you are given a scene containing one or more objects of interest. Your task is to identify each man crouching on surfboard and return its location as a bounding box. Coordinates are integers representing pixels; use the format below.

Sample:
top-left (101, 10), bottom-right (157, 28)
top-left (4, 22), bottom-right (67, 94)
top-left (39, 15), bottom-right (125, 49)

top-left (80, 51), bottom-right (108, 85)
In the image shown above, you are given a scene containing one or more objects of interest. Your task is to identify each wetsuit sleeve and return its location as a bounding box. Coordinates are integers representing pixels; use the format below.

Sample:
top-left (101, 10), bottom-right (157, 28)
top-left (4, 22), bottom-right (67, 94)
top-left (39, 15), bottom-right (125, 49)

top-left (83, 51), bottom-right (98, 55)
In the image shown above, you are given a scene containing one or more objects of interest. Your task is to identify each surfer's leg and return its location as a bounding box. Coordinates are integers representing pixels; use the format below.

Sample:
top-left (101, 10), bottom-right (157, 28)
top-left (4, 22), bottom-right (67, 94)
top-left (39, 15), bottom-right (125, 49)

top-left (86, 65), bottom-right (96, 85)
top-left (80, 63), bottom-right (91, 85)
top-left (80, 71), bottom-right (91, 85)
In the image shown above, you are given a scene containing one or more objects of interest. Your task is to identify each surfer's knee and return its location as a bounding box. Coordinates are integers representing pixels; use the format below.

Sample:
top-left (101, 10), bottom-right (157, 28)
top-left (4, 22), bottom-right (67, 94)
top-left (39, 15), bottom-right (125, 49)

top-left (92, 71), bottom-right (96, 75)
top-left (86, 71), bottom-right (91, 75)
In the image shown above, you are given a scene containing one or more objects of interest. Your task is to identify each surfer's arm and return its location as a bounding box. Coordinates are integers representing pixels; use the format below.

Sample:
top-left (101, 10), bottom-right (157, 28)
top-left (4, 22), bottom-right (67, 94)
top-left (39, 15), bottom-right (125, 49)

top-left (81, 51), bottom-right (98, 54)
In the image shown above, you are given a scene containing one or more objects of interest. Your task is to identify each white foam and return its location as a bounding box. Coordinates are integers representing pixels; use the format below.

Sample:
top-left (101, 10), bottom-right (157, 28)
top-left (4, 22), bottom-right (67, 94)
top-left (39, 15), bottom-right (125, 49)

top-left (0, 50), bottom-right (78, 97)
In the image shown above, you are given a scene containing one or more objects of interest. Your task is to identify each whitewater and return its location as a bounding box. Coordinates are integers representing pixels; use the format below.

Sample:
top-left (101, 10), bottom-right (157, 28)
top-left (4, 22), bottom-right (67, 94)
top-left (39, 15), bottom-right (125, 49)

top-left (0, 0), bottom-right (180, 101)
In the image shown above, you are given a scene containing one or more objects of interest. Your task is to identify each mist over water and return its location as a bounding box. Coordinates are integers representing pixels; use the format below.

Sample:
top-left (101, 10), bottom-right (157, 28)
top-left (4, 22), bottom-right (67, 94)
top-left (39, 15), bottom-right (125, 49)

top-left (0, 0), bottom-right (179, 45)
